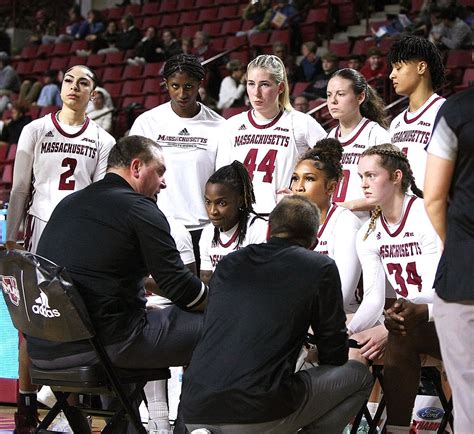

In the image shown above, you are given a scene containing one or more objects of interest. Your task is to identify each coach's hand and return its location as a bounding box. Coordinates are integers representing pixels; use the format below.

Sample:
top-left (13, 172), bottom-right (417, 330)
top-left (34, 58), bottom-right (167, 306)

top-left (384, 299), bottom-right (428, 336)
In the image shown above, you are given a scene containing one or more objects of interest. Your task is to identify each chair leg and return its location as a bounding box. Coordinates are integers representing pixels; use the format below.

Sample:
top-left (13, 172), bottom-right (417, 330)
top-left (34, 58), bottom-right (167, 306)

top-left (36, 391), bottom-right (70, 430)
top-left (62, 405), bottom-right (92, 433)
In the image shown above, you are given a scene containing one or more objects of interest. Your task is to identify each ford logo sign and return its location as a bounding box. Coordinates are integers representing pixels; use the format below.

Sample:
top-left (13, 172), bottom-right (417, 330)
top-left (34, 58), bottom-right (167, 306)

top-left (416, 407), bottom-right (444, 420)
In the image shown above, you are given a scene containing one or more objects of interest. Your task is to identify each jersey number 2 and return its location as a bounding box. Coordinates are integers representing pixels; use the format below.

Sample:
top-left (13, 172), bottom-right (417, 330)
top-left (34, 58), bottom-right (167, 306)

top-left (59, 158), bottom-right (77, 190)
top-left (386, 261), bottom-right (422, 298)
top-left (243, 149), bottom-right (277, 183)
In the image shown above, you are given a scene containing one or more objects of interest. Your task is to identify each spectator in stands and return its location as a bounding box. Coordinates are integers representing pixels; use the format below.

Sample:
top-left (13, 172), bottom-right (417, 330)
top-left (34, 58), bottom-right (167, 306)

top-left (260, 0), bottom-right (298, 31)
top-left (192, 31), bottom-right (221, 99)
top-left (76, 9), bottom-right (105, 41)
top-left (0, 52), bottom-right (20, 114)
top-left (434, 8), bottom-right (472, 49)
top-left (192, 31), bottom-right (217, 62)
top-left (87, 87), bottom-right (114, 133)
top-left (295, 41), bottom-right (322, 83)
top-left (217, 59), bottom-right (247, 111)
top-left (273, 41), bottom-right (295, 83)
top-left (29, 9), bottom-right (57, 45)
top-left (302, 51), bottom-right (339, 100)
top-left (0, 28), bottom-right (11, 55)
top-left (95, 20), bottom-right (119, 55)
top-left (427, 7), bottom-right (445, 43)
top-left (360, 47), bottom-right (387, 82)
top-left (237, 0), bottom-right (272, 36)
top-left (116, 14), bottom-right (141, 52)
top-left (0, 102), bottom-right (31, 146)
top-left (19, 70), bottom-right (61, 108)
top-left (293, 95), bottom-right (309, 112)
top-left (56, 5), bottom-right (84, 43)
top-left (181, 37), bottom-right (192, 55)
top-left (127, 26), bottom-right (161, 66)
top-left (347, 54), bottom-right (363, 71)
top-left (199, 86), bottom-right (218, 113)
top-left (156, 29), bottom-right (182, 61)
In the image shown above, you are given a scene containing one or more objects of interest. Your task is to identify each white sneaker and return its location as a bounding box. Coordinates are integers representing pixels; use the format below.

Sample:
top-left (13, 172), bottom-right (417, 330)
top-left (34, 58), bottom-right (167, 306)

top-left (49, 411), bottom-right (72, 432)
top-left (147, 418), bottom-right (172, 434)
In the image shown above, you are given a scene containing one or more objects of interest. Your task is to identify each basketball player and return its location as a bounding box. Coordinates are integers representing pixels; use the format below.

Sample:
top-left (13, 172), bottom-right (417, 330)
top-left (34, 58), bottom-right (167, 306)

top-left (5, 65), bottom-right (115, 434)
top-left (130, 54), bottom-right (225, 272)
top-left (216, 54), bottom-right (326, 215)
top-left (326, 68), bottom-right (390, 205)
top-left (388, 34), bottom-right (446, 190)
top-left (354, 144), bottom-right (442, 433)
top-left (200, 161), bottom-right (267, 284)
top-left (290, 138), bottom-right (362, 313)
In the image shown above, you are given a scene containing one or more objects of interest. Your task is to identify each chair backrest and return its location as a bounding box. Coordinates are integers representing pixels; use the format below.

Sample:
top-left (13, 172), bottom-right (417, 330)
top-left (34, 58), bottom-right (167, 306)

top-left (0, 249), bottom-right (94, 343)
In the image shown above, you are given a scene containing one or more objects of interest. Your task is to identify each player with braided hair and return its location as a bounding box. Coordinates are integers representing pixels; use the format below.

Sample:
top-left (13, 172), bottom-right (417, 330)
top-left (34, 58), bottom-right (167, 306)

top-left (388, 34), bottom-right (446, 190)
top-left (290, 138), bottom-right (362, 313)
top-left (326, 68), bottom-right (390, 205)
top-left (350, 144), bottom-right (441, 434)
top-left (131, 54), bottom-right (224, 273)
top-left (199, 160), bottom-right (267, 284)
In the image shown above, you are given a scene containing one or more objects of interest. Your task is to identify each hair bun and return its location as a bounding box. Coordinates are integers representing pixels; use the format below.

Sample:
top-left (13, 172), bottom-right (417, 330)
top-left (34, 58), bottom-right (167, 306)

top-left (313, 138), bottom-right (343, 161)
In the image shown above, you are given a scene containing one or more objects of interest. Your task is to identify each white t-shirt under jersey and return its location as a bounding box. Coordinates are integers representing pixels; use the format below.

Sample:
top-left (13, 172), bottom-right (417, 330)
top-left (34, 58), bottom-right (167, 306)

top-left (200, 215), bottom-right (268, 273)
top-left (327, 118), bottom-right (390, 203)
top-left (390, 93), bottom-right (445, 190)
top-left (349, 195), bottom-right (441, 334)
top-left (315, 203), bottom-right (362, 313)
top-left (217, 109), bottom-right (326, 214)
top-left (6, 112), bottom-right (115, 241)
top-left (130, 102), bottom-right (225, 229)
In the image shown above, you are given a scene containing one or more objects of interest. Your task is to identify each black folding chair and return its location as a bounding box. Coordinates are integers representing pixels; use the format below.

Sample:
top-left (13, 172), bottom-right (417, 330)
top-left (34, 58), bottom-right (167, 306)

top-left (0, 249), bottom-right (170, 434)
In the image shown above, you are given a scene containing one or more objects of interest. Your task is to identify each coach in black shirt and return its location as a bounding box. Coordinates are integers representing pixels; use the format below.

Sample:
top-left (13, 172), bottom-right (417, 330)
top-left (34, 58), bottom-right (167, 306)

top-left (182, 196), bottom-right (372, 434)
top-left (27, 135), bottom-right (207, 369)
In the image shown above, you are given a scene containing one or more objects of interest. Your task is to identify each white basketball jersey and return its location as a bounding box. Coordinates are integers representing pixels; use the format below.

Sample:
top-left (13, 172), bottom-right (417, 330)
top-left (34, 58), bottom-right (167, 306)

top-left (199, 215), bottom-right (268, 272)
top-left (315, 203), bottom-right (362, 313)
top-left (362, 196), bottom-right (439, 303)
top-left (217, 109), bottom-right (326, 214)
top-left (25, 113), bottom-right (115, 221)
top-left (327, 118), bottom-right (390, 202)
top-left (390, 93), bottom-right (445, 190)
top-left (130, 102), bottom-right (225, 229)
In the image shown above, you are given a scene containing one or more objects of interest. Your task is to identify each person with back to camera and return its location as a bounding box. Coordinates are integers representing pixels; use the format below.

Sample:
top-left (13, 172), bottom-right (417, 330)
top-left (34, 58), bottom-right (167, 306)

top-left (5, 64), bottom-right (115, 434)
top-left (181, 195), bottom-right (373, 434)
top-left (217, 54), bottom-right (326, 215)
top-left (199, 160), bottom-right (268, 285)
top-left (352, 144), bottom-right (442, 433)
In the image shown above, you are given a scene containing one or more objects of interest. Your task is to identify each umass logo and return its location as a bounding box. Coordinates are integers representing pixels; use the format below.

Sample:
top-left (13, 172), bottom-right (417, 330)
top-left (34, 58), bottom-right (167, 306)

top-left (1, 275), bottom-right (20, 306)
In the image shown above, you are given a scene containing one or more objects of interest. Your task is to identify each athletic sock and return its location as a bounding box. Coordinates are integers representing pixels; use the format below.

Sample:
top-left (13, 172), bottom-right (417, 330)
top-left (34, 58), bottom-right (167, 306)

top-left (17, 390), bottom-right (38, 415)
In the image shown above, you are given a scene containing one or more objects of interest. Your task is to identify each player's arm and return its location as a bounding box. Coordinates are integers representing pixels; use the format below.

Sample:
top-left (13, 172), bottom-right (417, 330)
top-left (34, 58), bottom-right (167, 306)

top-left (338, 197), bottom-right (374, 212)
top-left (300, 113), bottom-right (326, 154)
top-left (6, 124), bottom-right (36, 246)
top-left (131, 199), bottom-right (208, 311)
top-left (424, 154), bottom-right (454, 245)
top-left (332, 210), bottom-right (362, 312)
top-left (347, 226), bottom-right (386, 335)
top-left (92, 131), bottom-right (115, 182)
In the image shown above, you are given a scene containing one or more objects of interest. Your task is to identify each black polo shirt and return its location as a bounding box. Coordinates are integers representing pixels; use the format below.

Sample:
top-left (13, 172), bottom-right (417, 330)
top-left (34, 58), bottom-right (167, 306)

top-left (181, 237), bottom-right (348, 424)
top-left (28, 173), bottom-right (205, 359)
